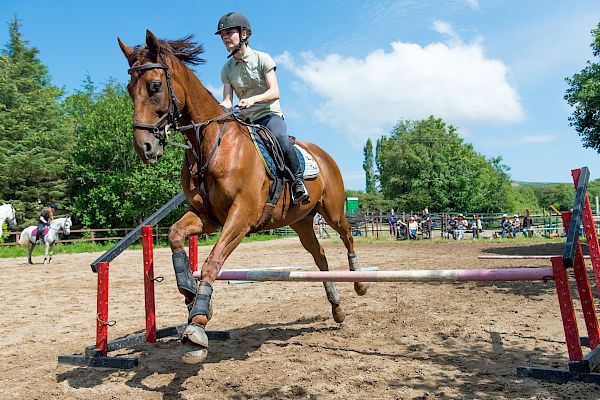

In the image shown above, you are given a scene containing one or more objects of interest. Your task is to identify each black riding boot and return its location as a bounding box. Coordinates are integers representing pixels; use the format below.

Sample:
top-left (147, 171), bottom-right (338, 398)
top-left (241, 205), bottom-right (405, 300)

top-left (35, 223), bottom-right (44, 243)
top-left (286, 145), bottom-right (310, 204)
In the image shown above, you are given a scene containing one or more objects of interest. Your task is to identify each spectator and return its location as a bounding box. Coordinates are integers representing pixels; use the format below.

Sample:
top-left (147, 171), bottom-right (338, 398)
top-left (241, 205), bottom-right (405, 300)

top-left (512, 214), bottom-right (520, 237)
top-left (421, 208), bottom-right (432, 239)
top-left (408, 216), bottom-right (419, 240)
top-left (522, 209), bottom-right (533, 237)
top-left (388, 209), bottom-right (398, 237)
top-left (500, 214), bottom-right (510, 238)
top-left (454, 213), bottom-right (468, 240)
top-left (470, 213), bottom-right (483, 238)
top-left (447, 214), bottom-right (457, 239)
top-left (396, 219), bottom-right (408, 240)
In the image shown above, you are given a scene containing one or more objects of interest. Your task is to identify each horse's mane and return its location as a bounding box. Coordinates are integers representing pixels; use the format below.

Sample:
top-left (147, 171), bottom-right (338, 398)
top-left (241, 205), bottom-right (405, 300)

top-left (130, 35), bottom-right (206, 66)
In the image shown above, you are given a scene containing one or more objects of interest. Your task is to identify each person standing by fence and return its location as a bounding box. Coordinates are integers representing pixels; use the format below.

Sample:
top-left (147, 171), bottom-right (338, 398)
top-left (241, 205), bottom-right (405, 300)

top-left (522, 209), bottom-right (533, 237)
top-left (421, 208), bottom-right (432, 239)
top-left (388, 209), bottom-right (398, 237)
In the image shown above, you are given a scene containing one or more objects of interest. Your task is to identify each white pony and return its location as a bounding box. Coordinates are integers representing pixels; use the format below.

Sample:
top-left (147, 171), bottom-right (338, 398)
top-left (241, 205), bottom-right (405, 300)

top-left (19, 216), bottom-right (72, 264)
top-left (0, 203), bottom-right (17, 238)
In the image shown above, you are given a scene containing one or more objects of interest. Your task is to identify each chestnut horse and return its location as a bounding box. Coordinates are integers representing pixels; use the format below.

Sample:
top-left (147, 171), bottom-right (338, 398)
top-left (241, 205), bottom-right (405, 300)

top-left (119, 30), bottom-right (366, 363)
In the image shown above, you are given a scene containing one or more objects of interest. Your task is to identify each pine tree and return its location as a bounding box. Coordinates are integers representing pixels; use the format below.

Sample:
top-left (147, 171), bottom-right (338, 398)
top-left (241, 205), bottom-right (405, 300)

top-left (362, 138), bottom-right (376, 193)
top-left (0, 17), bottom-right (73, 225)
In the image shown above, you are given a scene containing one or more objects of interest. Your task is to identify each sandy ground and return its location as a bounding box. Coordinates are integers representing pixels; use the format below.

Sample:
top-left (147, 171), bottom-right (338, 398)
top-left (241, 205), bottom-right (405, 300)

top-left (1, 236), bottom-right (600, 399)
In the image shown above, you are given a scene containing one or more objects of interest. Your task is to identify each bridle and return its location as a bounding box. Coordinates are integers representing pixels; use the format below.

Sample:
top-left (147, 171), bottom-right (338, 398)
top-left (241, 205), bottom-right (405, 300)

top-left (128, 62), bottom-right (182, 147)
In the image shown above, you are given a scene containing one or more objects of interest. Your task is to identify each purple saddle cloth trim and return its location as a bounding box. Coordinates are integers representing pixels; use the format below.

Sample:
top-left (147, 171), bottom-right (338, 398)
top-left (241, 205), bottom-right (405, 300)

top-left (32, 227), bottom-right (49, 237)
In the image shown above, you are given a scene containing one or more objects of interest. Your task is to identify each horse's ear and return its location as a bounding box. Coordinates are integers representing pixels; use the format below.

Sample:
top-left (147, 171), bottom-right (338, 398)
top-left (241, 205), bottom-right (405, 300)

top-left (118, 37), bottom-right (134, 61)
top-left (146, 30), bottom-right (160, 59)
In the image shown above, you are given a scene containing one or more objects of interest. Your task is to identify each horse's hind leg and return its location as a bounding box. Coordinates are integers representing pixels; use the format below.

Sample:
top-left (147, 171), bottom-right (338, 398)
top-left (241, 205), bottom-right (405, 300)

top-left (28, 242), bottom-right (34, 264)
top-left (319, 203), bottom-right (368, 296)
top-left (290, 215), bottom-right (346, 323)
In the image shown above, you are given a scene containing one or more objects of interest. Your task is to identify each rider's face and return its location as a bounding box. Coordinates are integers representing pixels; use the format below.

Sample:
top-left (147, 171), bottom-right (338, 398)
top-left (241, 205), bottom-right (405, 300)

top-left (220, 28), bottom-right (240, 50)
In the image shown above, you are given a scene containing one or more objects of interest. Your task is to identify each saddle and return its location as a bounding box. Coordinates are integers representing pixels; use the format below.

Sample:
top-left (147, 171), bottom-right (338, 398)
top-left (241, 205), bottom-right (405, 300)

top-left (32, 226), bottom-right (49, 237)
top-left (248, 126), bottom-right (319, 207)
top-left (249, 127), bottom-right (319, 180)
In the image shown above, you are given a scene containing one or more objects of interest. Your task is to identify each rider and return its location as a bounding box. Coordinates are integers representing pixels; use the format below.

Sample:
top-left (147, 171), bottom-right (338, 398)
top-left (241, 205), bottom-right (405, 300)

top-left (215, 12), bottom-right (310, 204)
top-left (35, 203), bottom-right (57, 243)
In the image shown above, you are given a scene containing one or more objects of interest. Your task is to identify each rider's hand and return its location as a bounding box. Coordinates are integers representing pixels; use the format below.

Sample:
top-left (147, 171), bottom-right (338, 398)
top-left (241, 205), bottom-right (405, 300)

top-left (238, 97), bottom-right (256, 109)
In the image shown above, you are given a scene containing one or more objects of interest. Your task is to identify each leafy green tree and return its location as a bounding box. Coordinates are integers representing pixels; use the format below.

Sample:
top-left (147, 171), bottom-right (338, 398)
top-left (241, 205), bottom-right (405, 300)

top-left (0, 17), bottom-right (73, 225)
top-left (532, 183), bottom-right (575, 212)
top-left (376, 116), bottom-right (514, 213)
top-left (64, 81), bottom-right (184, 228)
top-left (565, 22), bottom-right (600, 151)
top-left (362, 138), bottom-right (376, 193)
top-left (509, 184), bottom-right (540, 212)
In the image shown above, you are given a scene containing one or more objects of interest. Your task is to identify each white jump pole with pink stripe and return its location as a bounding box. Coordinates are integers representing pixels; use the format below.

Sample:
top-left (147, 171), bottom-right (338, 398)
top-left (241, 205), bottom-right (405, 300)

top-left (193, 267), bottom-right (554, 282)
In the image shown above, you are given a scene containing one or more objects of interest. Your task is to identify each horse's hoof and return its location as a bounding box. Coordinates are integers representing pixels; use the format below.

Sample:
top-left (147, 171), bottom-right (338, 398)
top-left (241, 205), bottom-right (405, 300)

top-left (332, 304), bottom-right (346, 323)
top-left (28, 260), bottom-right (33, 265)
top-left (354, 282), bottom-right (368, 296)
top-left (181, 323), bottom-right (209, 364)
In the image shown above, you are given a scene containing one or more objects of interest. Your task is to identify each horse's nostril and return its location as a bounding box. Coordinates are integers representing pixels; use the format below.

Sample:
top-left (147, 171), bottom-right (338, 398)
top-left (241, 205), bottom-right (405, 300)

top-left (144, 142), bottom-right (152, 153)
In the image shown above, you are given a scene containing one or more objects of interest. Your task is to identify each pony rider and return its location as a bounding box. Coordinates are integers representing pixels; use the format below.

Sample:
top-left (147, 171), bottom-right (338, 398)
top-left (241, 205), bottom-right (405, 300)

top-left (35, 203), bottom-right (56, 244)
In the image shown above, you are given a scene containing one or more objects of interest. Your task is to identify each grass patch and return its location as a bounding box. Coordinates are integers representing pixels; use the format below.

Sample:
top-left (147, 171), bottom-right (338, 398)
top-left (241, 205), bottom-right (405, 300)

top-left (0, 232), bottom-right (289, 259)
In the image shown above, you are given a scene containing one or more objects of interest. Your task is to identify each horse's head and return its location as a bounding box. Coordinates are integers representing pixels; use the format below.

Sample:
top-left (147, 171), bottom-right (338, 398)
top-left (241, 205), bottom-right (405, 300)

top-left (7, 205), bottom-right (16, 227)
top-left (118, 30), bottom-right (206, 164)
top-left (63, 216), bottom-right (72, 236)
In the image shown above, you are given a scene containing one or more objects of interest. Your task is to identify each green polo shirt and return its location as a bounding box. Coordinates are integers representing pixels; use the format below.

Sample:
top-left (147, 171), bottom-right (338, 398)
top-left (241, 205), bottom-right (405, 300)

top-left (221, 48), bottom-right (283, 122)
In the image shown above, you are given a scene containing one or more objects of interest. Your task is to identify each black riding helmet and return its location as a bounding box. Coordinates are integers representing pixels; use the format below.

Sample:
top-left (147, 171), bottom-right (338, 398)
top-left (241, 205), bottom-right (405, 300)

top-left (215, 12), bottom-right (252, 58)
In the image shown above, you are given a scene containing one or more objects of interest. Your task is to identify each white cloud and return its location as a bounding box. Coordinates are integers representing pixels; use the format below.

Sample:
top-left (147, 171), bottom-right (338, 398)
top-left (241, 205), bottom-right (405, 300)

top-left (465, 0), bottom-right (480, 10)
top-left (276, 21), bottom-right (523, 147)
top-left (521, 134), bottom-right (558, 143)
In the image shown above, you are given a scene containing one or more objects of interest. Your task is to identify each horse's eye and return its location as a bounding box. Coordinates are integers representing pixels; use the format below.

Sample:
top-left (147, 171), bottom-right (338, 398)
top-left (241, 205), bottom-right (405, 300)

top-left (148, 80), bottom-right (162, 95)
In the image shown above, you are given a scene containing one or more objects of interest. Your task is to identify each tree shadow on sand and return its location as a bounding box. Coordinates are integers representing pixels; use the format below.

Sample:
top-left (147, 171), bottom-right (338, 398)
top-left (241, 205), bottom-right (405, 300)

top-left (480, 242), bottom-right (590, 256)
top-left (383, 330), bottom-right (600, 399)
top-left (56, 316), bottom-right (339, 398)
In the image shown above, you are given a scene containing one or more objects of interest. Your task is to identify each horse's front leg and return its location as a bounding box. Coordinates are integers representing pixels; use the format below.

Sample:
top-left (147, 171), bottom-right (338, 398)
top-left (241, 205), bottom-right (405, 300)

top-left (48, 242), bottom-right (55, 263)
top-left (169, 210), bottom-right (217, 304)
top-left (181, 205), bottom-right (253, 364)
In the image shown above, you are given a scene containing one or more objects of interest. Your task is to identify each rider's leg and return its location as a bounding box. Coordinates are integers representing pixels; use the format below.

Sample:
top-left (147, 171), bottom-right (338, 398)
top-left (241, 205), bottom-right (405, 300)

top-left (35, 223), bottom-right (44, 243)
top-left (256, 114), bottom-right (309, 204)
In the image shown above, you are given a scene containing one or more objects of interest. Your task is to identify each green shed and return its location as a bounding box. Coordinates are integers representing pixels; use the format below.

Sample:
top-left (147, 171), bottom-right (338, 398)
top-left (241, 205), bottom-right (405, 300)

top-left (345, 197), bottom-right (359, 213)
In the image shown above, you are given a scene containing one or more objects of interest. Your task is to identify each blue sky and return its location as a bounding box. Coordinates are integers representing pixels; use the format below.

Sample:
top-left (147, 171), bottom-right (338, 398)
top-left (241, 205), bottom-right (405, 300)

top-left (1, 0), bottom-right (599, 188)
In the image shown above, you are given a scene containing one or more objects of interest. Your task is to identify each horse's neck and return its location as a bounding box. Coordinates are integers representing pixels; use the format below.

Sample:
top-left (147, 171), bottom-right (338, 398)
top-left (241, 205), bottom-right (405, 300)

top-left (0, 205), bottom-right (8, 218)
top-left (176, 62), bottom-right (223, 126)
top-left (175, 61), bottom-right (244, 153)
top-left (51, 218), bottom-right (64, 229)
